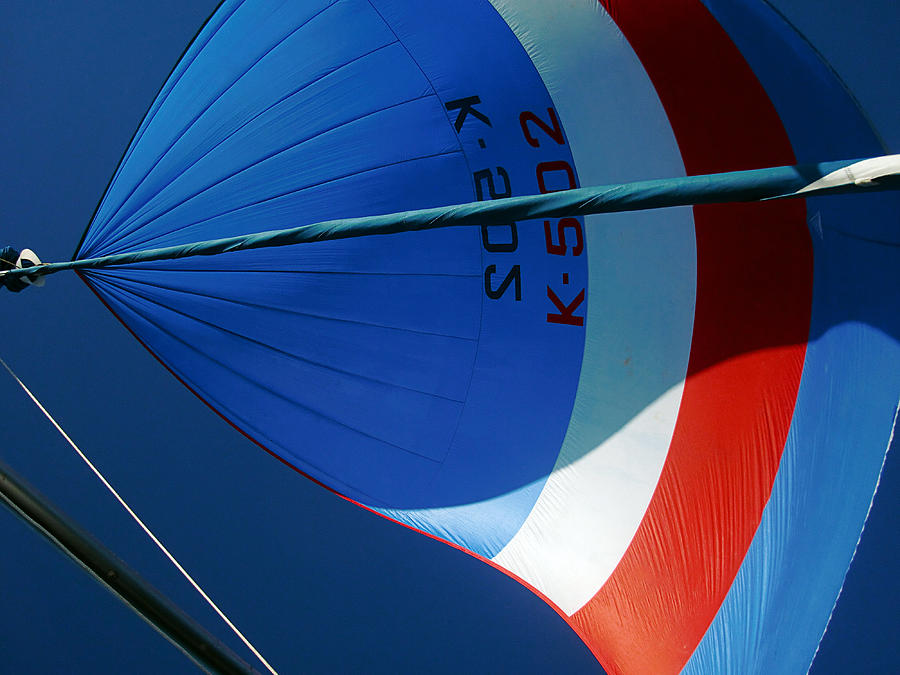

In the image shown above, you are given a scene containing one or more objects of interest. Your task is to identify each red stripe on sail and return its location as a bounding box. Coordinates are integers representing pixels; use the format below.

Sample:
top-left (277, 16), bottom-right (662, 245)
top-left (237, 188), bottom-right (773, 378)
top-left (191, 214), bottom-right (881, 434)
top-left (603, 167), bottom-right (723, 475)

top-left (573, 2), bottom-right (813, 673)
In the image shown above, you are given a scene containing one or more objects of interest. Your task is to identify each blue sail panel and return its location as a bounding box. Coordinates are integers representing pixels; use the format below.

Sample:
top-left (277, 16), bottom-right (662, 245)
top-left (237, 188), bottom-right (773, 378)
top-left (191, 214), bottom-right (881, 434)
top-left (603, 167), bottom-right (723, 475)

top-left (78, 0), bottom-right (588, 558)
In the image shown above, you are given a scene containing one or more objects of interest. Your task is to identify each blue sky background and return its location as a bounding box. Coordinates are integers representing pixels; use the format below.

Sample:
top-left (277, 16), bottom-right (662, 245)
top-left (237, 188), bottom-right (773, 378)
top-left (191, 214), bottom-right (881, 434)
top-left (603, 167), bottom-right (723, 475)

top-left (0, 1), bottom-right (895, 673)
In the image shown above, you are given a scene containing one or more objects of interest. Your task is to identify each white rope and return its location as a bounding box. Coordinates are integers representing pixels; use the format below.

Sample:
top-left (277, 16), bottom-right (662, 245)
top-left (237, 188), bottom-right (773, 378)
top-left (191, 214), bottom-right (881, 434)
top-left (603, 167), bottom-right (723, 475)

top-left (0, 355), bottom-right (279, 675)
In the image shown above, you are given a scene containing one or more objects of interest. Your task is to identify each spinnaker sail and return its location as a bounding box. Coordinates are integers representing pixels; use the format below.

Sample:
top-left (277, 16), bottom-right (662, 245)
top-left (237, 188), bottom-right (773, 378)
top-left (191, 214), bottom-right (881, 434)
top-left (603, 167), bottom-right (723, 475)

top-left (5, 1), bottom-right (898, 673)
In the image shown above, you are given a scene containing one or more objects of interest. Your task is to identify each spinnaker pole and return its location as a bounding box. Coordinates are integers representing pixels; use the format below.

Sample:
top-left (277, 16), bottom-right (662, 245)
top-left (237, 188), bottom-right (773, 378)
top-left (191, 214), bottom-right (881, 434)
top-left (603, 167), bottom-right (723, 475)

top-left (0, 459), bottom-right (260, 675)
top-left (2, 155), bottom-right (897, 287)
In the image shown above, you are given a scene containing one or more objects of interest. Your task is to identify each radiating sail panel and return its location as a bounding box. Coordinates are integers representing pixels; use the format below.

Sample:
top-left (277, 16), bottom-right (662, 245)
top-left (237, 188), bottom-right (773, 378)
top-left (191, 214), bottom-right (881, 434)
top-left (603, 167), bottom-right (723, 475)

top-left (76, 1), bottom-right (900, 673)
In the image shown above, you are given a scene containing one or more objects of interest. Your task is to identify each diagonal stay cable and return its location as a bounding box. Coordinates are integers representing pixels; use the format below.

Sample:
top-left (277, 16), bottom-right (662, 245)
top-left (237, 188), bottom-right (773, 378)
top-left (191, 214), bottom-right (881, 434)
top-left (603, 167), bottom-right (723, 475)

top-left (0, 355), bottom-right (279, 675)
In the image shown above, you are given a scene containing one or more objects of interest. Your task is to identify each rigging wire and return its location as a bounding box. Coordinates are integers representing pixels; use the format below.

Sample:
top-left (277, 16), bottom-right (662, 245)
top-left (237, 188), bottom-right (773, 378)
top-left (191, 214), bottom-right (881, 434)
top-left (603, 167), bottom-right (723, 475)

top-left (0, 355), bottom-right (279, 675)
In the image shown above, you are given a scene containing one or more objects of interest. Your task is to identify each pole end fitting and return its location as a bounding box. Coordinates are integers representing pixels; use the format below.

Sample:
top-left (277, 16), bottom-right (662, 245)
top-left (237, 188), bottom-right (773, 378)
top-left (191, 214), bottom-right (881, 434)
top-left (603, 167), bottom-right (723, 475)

top-left (1, 247), bottom-right (45, 292)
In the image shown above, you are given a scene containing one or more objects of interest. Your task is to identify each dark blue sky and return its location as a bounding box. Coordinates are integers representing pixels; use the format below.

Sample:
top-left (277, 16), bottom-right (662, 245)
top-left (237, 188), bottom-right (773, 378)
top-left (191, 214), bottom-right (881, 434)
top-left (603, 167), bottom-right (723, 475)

top-left (0, 2), bottom-right (896, 673)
